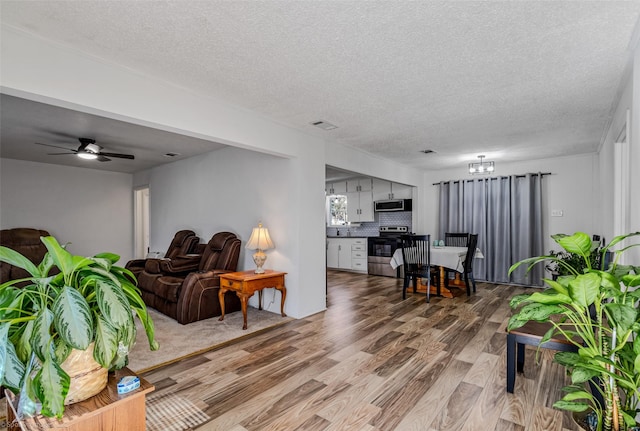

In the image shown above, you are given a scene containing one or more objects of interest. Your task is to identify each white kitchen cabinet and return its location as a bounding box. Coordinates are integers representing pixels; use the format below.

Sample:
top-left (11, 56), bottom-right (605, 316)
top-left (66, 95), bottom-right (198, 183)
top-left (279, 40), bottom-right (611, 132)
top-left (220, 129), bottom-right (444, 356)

top-left (372, 178), bottom-right (392, 201)
top-left (347, 177), bottom-right (372, 193)
top-left (391, 182), bottom-right (412, 199)
top-left (346, 190), bottom-right (374, 222)
top-left (326, 238), bottom-right (367, 273)
top-left (358, 191), bottom-right (374, 221)
top-left (326, 239), bottom-right (340, 268)
top-left (372, 178), bottom-right (412, 200)
top-left (326, 181), bottom-right (347, 195)
top-left (350, 238), bottom-right (368, 273)
top-left (326, 238), bottom-right (352, 269)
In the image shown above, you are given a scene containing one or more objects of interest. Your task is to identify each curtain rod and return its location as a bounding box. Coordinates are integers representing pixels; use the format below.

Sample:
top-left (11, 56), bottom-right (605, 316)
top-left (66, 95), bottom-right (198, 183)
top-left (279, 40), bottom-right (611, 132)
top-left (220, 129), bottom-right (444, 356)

top-left (432, 172), bottom-right (552, 186)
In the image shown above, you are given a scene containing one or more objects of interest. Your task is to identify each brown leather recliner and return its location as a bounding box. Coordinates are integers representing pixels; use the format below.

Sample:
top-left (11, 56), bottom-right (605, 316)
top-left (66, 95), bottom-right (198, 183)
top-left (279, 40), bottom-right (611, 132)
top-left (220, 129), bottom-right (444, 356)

top-left (125, 230), bottom-right (199, 280)
top-left (137, 232), bottom-right (242, 324)
top-left (0, 228), bottom-right (54, 284)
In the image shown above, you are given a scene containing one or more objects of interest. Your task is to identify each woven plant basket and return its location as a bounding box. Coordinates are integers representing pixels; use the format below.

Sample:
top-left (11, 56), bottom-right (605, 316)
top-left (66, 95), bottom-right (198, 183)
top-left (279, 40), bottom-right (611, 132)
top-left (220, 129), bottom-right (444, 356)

top-left (60, 342), bottom-right (108, 405)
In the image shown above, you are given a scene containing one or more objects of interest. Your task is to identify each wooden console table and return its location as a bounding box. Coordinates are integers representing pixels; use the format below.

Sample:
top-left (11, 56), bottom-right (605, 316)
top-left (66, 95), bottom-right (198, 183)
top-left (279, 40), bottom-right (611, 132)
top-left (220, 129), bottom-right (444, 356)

top-left (219, 269), bottom-right (287, 329)
top-left (5, 368), bottom-right (153, 431)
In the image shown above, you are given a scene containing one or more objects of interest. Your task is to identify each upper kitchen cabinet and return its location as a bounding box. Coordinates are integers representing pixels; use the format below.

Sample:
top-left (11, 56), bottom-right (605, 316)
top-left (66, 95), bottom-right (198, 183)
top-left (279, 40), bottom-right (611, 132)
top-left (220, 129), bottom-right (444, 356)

top-left (391, 182), bottom-right (412, 199)
top-left (326, 181), bottom-right (347, 195)
top-left (372, 179), bottom-right (412, 201)
top-left (346, 177), bottom-right (372, 193)
top-left (346, 189), bottom-right (374, 223)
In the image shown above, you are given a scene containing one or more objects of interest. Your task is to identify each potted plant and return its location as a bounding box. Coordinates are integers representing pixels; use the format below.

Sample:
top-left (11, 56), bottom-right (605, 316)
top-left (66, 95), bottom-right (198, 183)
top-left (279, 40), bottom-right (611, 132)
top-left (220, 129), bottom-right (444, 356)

top-left (544, 236), bottom-right (604, 279)
top-left (508, 231), bottom-right (640, 431)
top-left (0, 236), bottom-right (159, 419)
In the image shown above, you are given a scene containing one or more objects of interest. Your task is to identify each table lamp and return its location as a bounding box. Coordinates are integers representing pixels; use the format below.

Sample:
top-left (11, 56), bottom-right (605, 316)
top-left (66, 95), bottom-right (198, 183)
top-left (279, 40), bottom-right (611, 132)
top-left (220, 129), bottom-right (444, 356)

top-left (246, 222), bottom-right (274, 273)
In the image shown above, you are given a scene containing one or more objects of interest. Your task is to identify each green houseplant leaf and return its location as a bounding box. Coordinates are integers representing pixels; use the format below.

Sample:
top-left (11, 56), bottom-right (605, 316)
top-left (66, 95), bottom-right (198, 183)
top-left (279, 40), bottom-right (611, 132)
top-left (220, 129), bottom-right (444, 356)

top-left (0, 246), bottom-right (40, 277)
top-left (93, 315), bottom-right (119, 368)
top-left (555, 232), bottom-right (592, 259)
top-left (553, 399), bottom-right (590, 412)
top-left (604, 303), bottom-right (637, 334)
top-left (41, 237), bottom-right (75, 278)
top-left (93, 278), bottom-right (132, 329)
top-left (16, 319), bottom-right (35, 364)
top-left (31, 308), bottom-right (54, 362)
top-left (34, 352), bottom-right (70, 418)
top-left (567, 273), bottom-right (600, 309)
top-left (3, 340), bottom-right (26, 393)
top-left (52, 286), bottom-right (93, 350)
top-left (0, 322), bottom-right (11, 385)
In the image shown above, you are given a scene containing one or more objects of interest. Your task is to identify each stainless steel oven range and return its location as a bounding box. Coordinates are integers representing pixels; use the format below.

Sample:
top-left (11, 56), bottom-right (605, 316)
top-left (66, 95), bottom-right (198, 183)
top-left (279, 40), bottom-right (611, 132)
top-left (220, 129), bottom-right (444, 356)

top-left (367, 226), bottom-right (409, 277)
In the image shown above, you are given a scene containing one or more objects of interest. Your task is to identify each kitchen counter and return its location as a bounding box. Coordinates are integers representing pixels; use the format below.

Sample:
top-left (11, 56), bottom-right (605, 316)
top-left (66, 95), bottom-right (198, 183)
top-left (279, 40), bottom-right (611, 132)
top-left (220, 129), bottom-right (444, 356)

top-left (326, 236), bottom-right (369, 238)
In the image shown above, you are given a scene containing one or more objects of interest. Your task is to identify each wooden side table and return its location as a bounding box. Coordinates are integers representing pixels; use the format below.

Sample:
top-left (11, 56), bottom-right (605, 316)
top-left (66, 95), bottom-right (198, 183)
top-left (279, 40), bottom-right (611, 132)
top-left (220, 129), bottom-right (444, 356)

top-left (5, 368), bottom-right (153, 431)
top-left (218, 269), bottom-right (287, 329)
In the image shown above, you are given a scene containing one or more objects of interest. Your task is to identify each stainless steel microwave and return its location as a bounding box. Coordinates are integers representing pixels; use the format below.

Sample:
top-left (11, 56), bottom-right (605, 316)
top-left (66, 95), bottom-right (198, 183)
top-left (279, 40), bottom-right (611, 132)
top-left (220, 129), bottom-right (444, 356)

top-left (374, 199), bottom-right (412, 212)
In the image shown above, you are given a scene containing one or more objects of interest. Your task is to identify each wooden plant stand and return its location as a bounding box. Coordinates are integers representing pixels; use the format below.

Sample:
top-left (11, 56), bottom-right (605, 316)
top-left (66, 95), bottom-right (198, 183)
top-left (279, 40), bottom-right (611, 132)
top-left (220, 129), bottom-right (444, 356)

top-left (5, 368), bottom-right (153, 431)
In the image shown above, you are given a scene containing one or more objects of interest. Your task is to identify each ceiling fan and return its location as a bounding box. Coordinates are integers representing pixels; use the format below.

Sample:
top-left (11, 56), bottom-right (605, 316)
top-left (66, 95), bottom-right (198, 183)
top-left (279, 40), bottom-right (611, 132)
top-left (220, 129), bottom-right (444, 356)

top-left (35, 137), bottom-right (135, 162)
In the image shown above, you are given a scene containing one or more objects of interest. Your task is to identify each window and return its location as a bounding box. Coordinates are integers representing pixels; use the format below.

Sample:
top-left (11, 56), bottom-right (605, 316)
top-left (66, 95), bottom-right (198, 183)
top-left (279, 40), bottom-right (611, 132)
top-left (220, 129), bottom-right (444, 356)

top-left (327, 194), bottom-right (348, 226)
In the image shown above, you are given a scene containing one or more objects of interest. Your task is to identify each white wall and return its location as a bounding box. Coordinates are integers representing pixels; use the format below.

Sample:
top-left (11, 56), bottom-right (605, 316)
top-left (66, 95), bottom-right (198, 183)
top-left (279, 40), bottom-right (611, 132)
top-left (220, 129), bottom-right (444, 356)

top-left (0, 158), bottom-right (133, 261)
top-left (141, 146), bottom-right (302, 314)
top-left (598, 31), bottom-right (639, 264)
top-left (628, 40), bottom-right (640, 263)
top-left (422, 153), bottom-right (600, 254)
top-left (599, 65), bottom-right (633, 245)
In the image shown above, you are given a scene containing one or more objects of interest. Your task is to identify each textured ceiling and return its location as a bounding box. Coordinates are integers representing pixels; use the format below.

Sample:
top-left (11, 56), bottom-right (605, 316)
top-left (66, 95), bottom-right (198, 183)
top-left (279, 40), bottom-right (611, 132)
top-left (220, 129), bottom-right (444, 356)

top-left (1, 1), bottom-right (639, 172)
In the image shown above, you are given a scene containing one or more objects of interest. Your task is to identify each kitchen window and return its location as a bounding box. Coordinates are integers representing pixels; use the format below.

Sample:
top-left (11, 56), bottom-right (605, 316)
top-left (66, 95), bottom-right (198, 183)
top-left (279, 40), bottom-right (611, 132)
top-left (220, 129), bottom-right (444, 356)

top-left (326, 194), bottom-right (348, 226)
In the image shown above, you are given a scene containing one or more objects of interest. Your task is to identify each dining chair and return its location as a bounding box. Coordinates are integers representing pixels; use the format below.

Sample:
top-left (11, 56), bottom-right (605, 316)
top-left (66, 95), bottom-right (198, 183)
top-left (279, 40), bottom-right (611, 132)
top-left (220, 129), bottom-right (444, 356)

top-left (400, 234), bottom-right (437, 302)
top-left (444, 233), bottom-right (478, 295)
top-left (444, 232), bottom-right (469, 247)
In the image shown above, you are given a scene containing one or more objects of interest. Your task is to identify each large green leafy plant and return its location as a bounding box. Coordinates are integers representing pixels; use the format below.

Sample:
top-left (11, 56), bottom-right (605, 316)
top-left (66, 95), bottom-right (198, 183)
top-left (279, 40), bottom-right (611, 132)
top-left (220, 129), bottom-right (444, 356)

top-left (508, 232), bottom-right (640, 431)
top-left (0, 236), bottom-right (159, 418)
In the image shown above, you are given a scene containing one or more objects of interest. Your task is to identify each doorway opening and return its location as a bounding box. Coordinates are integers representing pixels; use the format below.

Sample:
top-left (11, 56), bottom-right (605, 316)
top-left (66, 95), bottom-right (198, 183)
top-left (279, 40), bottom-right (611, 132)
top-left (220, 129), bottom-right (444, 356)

top-left (134, 186), bottom-right (150, 259)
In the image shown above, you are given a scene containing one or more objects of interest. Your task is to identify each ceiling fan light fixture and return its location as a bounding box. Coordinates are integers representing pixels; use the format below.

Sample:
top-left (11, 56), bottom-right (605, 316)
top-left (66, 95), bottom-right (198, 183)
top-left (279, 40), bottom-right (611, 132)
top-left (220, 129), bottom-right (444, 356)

top-left (77, 142), bottom-right (100, 160)
top-left (77, 151), bottom-right (98, 160)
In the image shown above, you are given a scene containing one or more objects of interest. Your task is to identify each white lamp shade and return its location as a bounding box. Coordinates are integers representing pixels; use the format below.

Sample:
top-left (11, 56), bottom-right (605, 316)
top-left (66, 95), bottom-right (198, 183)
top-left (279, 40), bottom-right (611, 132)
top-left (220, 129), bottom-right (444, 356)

top-left (246, 223), bottom-right (274, 251)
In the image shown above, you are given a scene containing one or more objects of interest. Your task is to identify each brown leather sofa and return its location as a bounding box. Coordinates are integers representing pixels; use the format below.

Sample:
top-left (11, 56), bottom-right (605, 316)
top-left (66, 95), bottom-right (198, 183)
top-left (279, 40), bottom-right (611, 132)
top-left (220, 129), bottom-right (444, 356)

top-left (125, 230), bottom-right (199, 280)
top-left (0, 228), bottom-right (54, 284)
top-left (137, 231), bottom-right (242, 324)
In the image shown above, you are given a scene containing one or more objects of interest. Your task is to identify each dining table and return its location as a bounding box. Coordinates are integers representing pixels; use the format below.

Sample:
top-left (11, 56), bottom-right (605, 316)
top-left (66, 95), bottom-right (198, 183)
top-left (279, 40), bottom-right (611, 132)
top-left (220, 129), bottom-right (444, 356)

top-left (390, 245), bottom-right (484, 297)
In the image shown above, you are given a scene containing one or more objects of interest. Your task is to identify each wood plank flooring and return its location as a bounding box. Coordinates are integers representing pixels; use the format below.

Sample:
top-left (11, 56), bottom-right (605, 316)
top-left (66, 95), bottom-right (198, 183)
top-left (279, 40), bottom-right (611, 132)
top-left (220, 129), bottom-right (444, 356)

top-left (142, 270), bottom-right (581, 431)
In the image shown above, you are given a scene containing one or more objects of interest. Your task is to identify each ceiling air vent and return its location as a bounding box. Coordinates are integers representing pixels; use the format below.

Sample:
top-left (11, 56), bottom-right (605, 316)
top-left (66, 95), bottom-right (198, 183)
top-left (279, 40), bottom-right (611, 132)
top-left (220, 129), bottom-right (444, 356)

top-left (311, 120), bottom-right (338, 131)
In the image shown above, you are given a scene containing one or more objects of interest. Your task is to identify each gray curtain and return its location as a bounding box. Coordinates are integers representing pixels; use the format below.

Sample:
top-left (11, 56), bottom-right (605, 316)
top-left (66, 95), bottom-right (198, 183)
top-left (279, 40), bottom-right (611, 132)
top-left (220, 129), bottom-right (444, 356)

top-left (438, 174), bottom-right (544, 286)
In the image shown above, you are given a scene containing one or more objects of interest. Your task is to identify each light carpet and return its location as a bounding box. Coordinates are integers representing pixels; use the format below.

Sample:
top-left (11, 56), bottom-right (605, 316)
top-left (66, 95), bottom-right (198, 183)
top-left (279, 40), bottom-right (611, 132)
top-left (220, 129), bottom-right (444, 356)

top-left (128, 307), bottom-right (292, 373)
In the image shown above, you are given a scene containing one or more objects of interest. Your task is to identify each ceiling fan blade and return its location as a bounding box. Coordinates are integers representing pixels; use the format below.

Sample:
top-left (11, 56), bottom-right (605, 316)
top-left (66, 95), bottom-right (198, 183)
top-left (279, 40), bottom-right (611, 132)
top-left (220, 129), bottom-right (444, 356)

top-left (35, 142), bottom-right (78, 152)
top-left (47, 152), bottom-right (75, 156)
top-left (37, 129), bottom-right (81, 141)
top-left (97, 155), bottom-right (111, 162)
top-left (99, 152), bottom-right (135, 160)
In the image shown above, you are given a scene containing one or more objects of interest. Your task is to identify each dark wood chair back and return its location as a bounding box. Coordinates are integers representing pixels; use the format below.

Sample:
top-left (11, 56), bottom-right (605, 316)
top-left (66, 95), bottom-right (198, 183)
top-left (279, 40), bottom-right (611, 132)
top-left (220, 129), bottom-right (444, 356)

top-left (401, 235), bottom-right (430, 272)
top-left (462, 234), bottom-right (479, 273)
top-left (400, 234), bottom-right (434, 302)
top-left (444, 232), bottom-right (469, 247)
